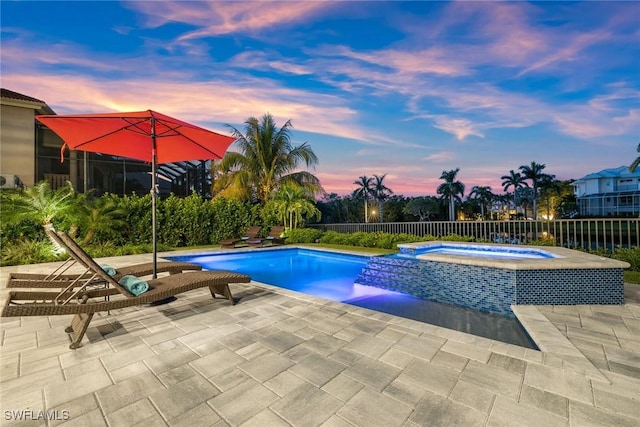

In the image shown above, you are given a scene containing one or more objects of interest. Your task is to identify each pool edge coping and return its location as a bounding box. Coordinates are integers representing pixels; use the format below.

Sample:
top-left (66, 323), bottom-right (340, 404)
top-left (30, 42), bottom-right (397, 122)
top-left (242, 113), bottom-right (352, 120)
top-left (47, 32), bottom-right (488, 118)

top-left (402, 241), bottom-right (630, 270)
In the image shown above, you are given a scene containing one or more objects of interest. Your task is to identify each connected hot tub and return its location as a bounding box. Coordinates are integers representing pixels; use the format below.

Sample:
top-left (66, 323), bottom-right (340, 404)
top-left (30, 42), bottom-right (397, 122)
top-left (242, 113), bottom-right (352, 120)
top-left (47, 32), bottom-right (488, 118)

top-left (356, 241), bottom-right (630, 316)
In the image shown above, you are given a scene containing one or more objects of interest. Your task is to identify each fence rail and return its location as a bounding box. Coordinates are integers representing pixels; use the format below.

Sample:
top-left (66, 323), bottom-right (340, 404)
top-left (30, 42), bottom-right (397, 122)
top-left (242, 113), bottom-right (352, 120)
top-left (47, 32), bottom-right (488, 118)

top-left (311, 219), bottom-right (640, 250)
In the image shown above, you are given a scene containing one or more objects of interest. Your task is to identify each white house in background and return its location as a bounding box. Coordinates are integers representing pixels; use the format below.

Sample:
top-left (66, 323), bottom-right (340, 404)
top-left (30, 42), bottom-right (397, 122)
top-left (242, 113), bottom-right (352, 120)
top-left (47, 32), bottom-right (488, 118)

top-left (573, 166), bottom-right (640, 217)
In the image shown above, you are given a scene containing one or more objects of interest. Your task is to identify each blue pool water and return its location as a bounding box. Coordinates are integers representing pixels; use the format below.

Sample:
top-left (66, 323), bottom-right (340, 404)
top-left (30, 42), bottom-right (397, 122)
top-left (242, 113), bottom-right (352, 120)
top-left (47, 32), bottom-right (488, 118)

top-left (399, 243), bottom-right (556, 259)
top-left (168, 248), bottom-right (536, 348)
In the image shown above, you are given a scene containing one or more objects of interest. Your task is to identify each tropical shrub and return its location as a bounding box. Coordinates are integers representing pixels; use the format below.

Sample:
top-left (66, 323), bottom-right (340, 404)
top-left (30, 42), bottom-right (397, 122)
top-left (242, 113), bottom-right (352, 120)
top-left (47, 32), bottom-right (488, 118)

top-left (0, 218), bottom-right (42, 250)
top-left (529, 238), bottom-right (558, 246)
top-left (0, 239), bottom-right (63, 266)
top-left (611, 247), bottom-right (640, 271)
top-left (0, 181), bottom-right (76, 227)
top-left (285, 228), bottom-right (323, 244)
top-left (98, 193), bottom-right (153, 245)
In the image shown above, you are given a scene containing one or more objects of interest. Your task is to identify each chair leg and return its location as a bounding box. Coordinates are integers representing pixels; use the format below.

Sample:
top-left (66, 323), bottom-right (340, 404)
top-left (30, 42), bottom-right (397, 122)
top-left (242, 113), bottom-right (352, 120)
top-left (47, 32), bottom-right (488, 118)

top-left (65, 313), bottom-right (94, 349)
top-left (209, 284), bottom-right (235, 305)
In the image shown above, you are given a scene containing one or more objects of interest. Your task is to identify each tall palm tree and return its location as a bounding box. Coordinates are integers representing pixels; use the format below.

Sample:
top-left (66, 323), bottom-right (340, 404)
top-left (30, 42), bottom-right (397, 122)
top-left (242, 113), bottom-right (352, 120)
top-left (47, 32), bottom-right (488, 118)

top-left (501, 170), bottom-right (527, 216)
top-left (468, 186), bottom-right (494, 220)
top-left (352, 175), bottom-right (374, 223)
top-left (519, 161), bottom-right (553, 220)
top-left (437, 168), bottom-right (465, 221)
top-left (218, 113), bottom-right (323, 203)
top-left (630, 143), bottom-right (640, 172)
top-left (371, 174), bottom-right (393, 223)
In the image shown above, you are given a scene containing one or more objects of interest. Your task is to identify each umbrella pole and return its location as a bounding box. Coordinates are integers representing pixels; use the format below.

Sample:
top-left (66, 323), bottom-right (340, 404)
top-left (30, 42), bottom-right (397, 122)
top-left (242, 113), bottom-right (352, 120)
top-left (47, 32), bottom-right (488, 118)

top-left (151, 118), bottom-right (158, 279)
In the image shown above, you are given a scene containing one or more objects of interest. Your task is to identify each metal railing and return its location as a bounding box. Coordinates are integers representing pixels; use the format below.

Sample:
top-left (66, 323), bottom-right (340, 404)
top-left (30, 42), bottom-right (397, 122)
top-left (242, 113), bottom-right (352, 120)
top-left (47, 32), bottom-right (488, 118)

top-left (311, 219), bottom-right (640, 250)
top-left (44, 173), bottom-right (70, 190)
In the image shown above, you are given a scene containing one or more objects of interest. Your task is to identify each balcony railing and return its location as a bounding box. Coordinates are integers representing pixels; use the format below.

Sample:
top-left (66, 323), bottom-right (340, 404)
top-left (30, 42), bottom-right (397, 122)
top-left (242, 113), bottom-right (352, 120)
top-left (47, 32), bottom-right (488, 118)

top-left (311, 219), bottom-right (640, 250)
top-left (44, 174), bottom-right (70, 190)
top-left (616, 183), bottom-right (638, 192)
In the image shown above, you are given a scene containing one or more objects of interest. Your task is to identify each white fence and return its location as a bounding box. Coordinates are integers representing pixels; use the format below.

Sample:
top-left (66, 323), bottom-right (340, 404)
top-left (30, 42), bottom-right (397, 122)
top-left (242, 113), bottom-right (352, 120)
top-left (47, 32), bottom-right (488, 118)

top-left (312, 219), bottom-right (640, 250)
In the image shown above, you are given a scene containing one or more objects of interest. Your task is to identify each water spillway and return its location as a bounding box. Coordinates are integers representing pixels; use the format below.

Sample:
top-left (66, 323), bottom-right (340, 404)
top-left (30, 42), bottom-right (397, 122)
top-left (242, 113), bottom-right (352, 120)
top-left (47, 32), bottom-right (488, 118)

top-left (356, 242), bottom-right (627, 317)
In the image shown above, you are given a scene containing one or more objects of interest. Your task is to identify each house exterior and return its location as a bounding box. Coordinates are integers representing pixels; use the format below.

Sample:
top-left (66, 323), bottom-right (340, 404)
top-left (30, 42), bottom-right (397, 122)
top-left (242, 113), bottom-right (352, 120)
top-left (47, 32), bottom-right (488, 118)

top-left (573, 166), bottom-right (640, 217)
top-left (0, 88), bottom-right (65, 189)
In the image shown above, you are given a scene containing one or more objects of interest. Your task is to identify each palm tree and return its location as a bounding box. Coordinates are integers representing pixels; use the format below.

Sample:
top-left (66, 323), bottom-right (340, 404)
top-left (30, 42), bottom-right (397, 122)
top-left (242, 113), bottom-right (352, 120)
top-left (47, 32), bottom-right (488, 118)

top-left (537, 176), bottom-right (561, 220)
top-left (1, 181), bottom-right (78, 254)
top-left (75, 196), bottom-right (126, 245)
top-left (1, 180), bottom-right (76, 227)
top-left (437, 168), bottom-right (465, 221)
top-left (468, 186), bottom-right (494, 220)
top-left (371, 174), bottom-right (393, 223)
top-left (268, 183), bottom-right (321, 230)
top-left (519, 161), bottom-right (553, 220)
top-left (630, 143), bottom-right (640, 172)
top-left (352, 175), bottom-right (374, 223)
top-left (218, 113), bottom-right (323, 203)
top-left (501, 170), bottom-right (527, 215)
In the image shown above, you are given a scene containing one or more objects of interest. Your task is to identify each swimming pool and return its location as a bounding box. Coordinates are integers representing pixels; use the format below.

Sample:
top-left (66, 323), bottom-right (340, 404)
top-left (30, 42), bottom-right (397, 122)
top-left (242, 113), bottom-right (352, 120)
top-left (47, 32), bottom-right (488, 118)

top-left (167, 247), bottom-right (537, 348)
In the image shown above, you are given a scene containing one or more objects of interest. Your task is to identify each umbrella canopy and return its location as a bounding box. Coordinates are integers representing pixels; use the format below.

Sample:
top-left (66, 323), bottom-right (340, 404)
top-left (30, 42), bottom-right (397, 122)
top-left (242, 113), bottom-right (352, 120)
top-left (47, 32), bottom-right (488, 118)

top-left (36, 110), bottom-right (234, 163)
top-left (36, 110), bottom-right (236, 278)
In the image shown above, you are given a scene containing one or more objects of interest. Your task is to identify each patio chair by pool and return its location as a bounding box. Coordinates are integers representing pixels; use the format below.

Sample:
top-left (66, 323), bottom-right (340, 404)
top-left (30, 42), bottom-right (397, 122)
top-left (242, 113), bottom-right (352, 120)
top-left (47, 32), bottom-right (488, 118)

top-left (247, 226), bottom-right (287, 246)
top-left (218, 225), bottom-right (261, 248)
top-left (1, 231), bottom-right (251, 349)
top-left (7, 228), bottom-right (203, 288)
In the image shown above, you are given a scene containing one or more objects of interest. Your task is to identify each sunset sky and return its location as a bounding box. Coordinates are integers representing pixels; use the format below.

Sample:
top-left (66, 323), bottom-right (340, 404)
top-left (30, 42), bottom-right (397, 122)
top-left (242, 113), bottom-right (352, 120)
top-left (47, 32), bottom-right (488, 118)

top-left (2, 1), bottom-right (638, 197)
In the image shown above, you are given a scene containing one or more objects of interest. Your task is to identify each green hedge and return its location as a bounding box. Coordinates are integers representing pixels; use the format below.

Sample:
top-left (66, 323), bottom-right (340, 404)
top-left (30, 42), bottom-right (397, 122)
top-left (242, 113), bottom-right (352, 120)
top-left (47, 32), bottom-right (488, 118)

top-left (317, 230), bottom-right (426, 249)
top-left (285, 228), bottom-right (324, 244)
top-left (1, 193), bottom-right (261, 265)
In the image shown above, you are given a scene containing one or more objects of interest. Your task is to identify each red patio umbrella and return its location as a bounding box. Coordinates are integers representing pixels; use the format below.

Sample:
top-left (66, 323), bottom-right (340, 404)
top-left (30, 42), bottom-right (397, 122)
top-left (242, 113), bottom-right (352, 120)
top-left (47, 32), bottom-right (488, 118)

top-left (36, 110), bottom-right (236, 277)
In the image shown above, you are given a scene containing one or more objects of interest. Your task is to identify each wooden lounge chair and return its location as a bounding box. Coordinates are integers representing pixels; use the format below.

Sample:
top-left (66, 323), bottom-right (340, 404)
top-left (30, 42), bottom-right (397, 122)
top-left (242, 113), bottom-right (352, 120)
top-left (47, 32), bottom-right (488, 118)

top-left (218, 225), bottom-right (261, 248)
top-left (247, 226), bottom-right (287, 247)
top-left (1, 231), bottom-right (251, 349)
top-left (7, 228), bottom-right (202, 288)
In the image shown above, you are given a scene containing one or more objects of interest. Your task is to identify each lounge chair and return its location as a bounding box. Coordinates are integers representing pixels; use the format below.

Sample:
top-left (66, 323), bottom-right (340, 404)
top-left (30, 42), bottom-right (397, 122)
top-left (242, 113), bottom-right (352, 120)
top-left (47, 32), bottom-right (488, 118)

top-left (218, 225), bottom-right (261, 248)
top-left (1, 231), bottom-right (251, 349)
top-left (7, 228), bottom-right (203, 288)
top-left (247, 226), bottom-right (287, 247)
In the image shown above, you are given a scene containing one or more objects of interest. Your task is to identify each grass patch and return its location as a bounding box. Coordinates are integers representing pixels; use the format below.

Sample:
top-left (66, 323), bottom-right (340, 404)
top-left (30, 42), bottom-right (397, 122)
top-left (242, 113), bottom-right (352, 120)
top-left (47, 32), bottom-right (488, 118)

top-left (624, 270), bottom-right (640, 284)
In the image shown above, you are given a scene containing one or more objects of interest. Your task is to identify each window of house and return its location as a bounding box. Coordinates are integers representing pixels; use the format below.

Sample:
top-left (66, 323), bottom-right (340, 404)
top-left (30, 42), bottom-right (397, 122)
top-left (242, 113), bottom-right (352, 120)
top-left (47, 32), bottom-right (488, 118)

top-left (619, 196), bottom-right (633, 206)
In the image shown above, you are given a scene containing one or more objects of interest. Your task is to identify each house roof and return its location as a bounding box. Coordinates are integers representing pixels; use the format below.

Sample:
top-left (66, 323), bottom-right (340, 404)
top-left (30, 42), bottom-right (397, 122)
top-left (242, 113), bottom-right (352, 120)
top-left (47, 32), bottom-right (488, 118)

top-left (577, 166), bottom-right (640, 181)
top-left (1, 88), bottom-right (46, 104)
top-left (1, 88), bottom-right (55, 114)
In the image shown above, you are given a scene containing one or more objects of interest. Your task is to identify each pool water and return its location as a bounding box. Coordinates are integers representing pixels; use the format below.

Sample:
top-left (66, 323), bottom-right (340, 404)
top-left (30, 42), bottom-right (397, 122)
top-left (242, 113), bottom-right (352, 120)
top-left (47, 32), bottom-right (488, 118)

top-left (401, 243), bottom-right (556, 259)
top-left (168, 248), bottom-right (537, 349)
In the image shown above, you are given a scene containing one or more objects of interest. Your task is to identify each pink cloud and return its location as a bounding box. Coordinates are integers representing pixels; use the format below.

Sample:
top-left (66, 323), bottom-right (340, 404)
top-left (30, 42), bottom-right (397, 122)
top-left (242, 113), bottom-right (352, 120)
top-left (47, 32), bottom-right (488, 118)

top-left (126, 1), bottom-right (334, 40)
top-left (1, 72), bottom-right (377, 143)
top-left (431, 118), bottom-right (484, 141)
top-left (423, 151), bottom-right (456, 163)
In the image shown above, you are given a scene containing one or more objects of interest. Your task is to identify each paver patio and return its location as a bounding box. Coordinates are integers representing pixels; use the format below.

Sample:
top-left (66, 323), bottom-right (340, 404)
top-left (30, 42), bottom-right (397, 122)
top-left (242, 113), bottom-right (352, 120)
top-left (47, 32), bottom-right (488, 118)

top-left (1, 249), bottom-right (638, 426)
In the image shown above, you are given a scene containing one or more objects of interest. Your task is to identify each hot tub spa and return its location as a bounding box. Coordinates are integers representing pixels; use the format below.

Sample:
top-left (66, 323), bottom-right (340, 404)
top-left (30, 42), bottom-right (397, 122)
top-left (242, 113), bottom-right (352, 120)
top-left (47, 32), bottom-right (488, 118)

top-left (355, 241), bottom-right (630, 316)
